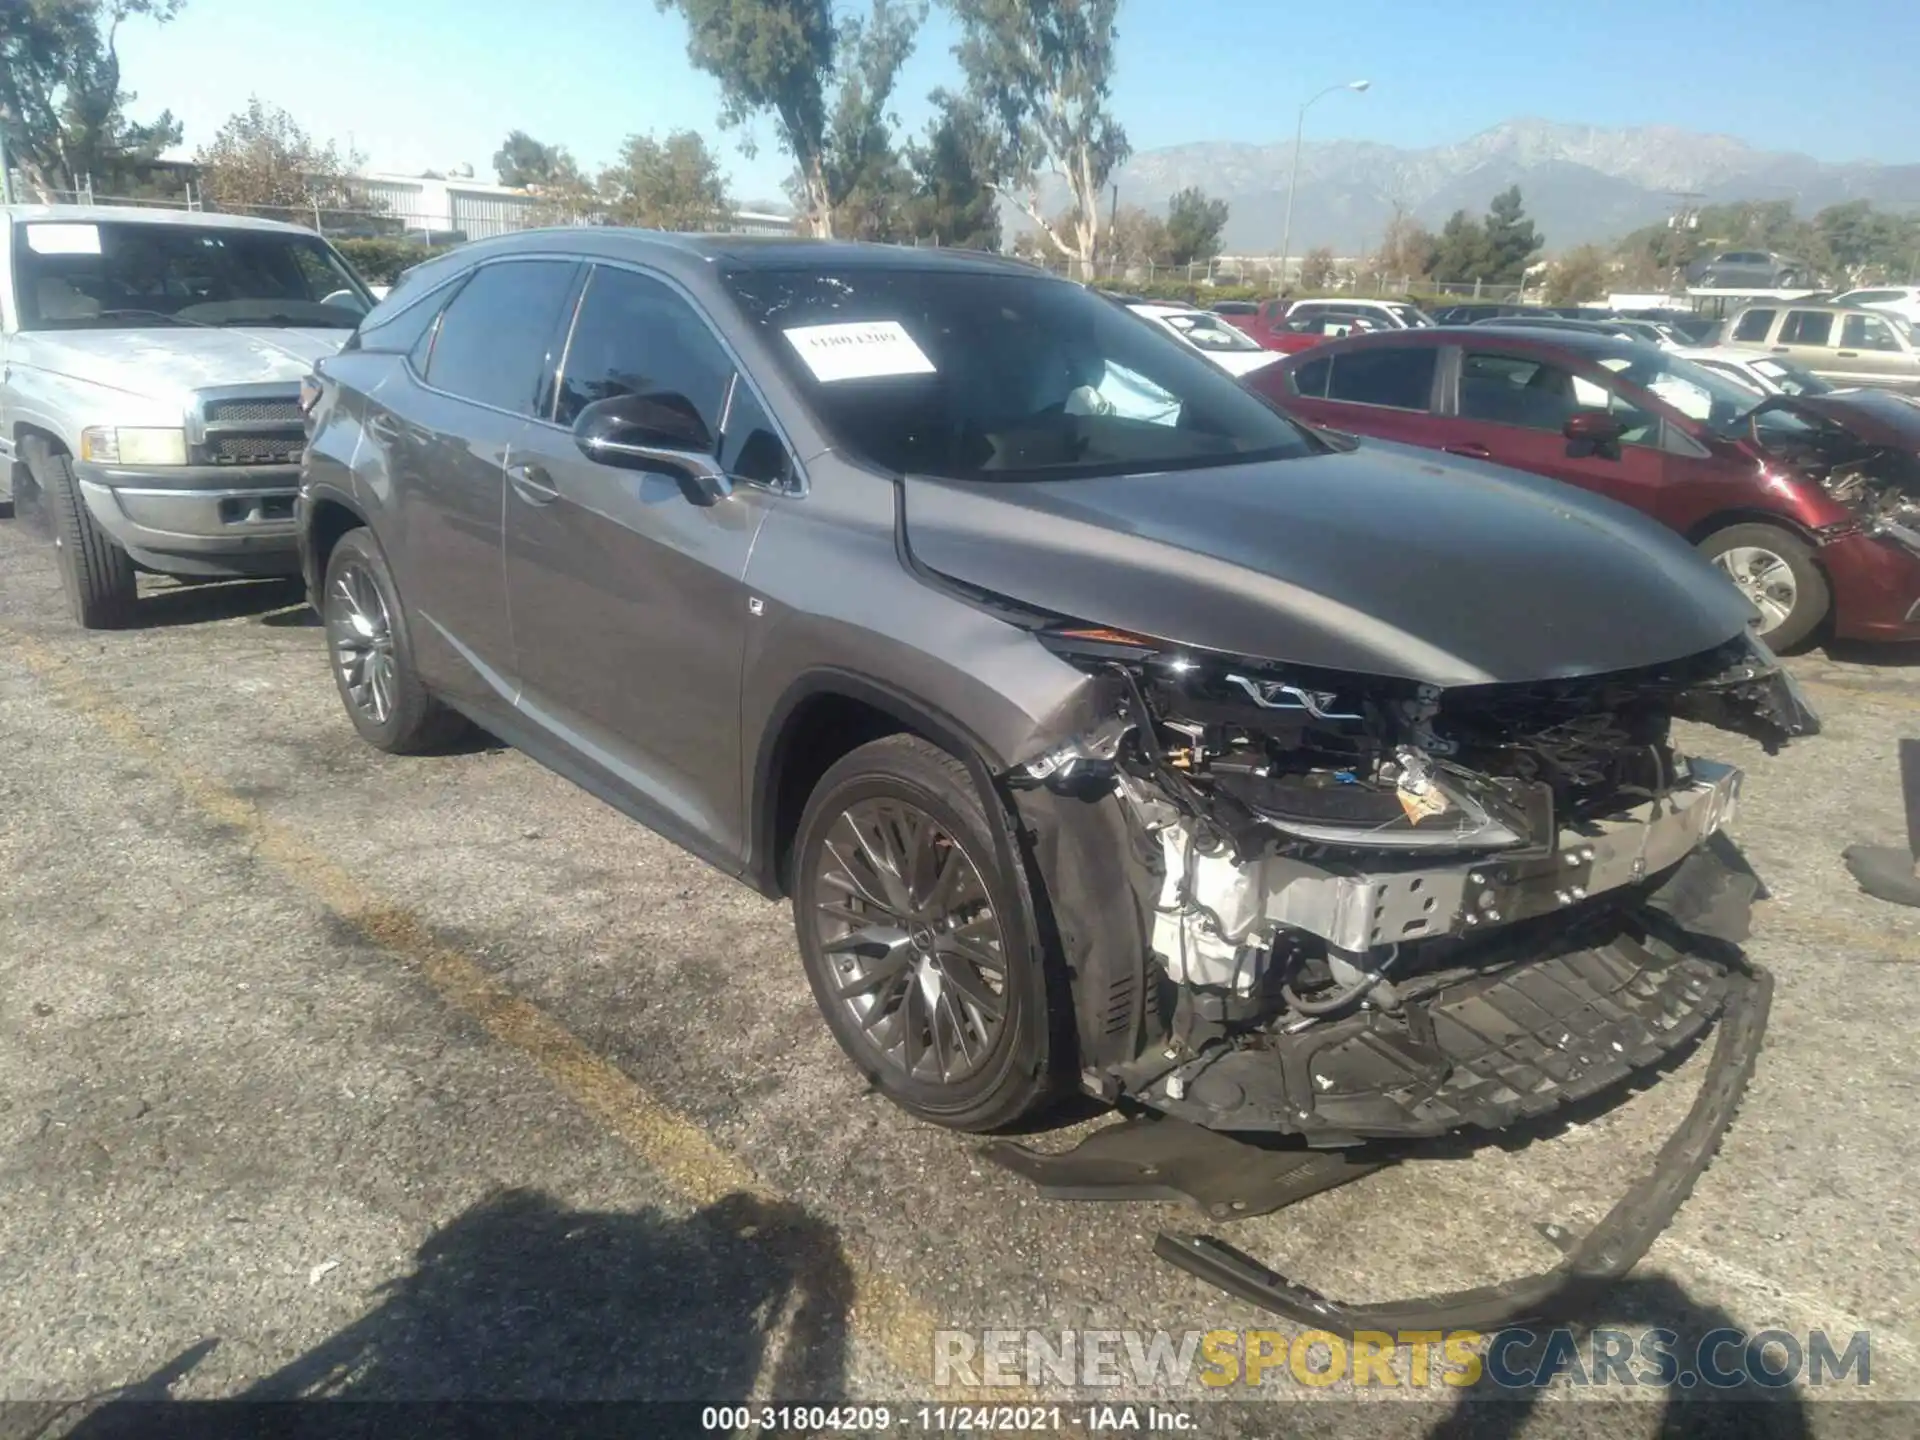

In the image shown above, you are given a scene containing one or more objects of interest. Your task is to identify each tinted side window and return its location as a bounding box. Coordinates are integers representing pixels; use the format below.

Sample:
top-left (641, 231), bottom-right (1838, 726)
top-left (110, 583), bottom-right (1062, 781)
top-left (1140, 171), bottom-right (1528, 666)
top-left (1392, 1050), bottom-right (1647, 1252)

top-left (1779, 311), bottom-right (1834, 346)
top-left (1459, 350), bottom-right (1656, 441)
top-left (1325, 346), bottom-right (1435, 410)
top-left (1842, 313), bottom-right (1902, 351)
top-left (1459, 352), bottom-right (1583, 429)
top-left (425, 260), bottom-right (579, 415)
top-left (1290, 356), bottom-right (1331, 398)
top-left (556, 266), bottom-right (733, 442)
top-left (1731, 309), bottom-right (1775, 343)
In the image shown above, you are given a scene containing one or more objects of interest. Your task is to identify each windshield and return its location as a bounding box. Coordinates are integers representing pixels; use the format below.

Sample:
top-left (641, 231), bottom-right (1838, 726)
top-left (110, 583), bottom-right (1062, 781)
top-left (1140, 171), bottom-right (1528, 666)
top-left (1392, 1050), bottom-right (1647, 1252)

top-left (12, 219), bottom-right (371, 331)
top-left (1155, 311), bottom-right (1264, 353)
top-left (1385, 304), bottom-right (1436, 328)
top-left (723, 267), bottom-right (1317, 482)
top-left (1594, 349), bottom-right (1809, 438)
top-left (1748, 357), bottom-right (1832, 396)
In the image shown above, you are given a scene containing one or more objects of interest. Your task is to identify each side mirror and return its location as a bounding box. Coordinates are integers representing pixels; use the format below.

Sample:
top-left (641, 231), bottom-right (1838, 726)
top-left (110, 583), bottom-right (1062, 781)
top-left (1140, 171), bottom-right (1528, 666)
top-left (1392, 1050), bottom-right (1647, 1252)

top-left (571, 391), bottom-right (732, 506)
top-left (1563, 409), bottom-right (1624, 458)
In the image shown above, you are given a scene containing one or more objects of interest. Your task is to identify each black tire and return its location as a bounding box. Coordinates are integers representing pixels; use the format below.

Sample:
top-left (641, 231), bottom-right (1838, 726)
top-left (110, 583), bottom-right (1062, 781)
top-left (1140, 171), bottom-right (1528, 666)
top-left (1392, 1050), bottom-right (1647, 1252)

top-left (320, 527), bottom-right (470, 754)
top-left (26, 437), bottom-right (137, 629)
top-left (1697, 522), bottom-right (1830, 651)
top-left (791, 734), bottom-right (1069, 1132)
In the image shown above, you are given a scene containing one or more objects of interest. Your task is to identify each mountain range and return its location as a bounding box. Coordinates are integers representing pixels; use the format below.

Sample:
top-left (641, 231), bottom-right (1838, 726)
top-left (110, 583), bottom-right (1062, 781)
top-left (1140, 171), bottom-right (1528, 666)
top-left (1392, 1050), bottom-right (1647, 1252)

top-left (1084, 119), bottom-right (1920, 256)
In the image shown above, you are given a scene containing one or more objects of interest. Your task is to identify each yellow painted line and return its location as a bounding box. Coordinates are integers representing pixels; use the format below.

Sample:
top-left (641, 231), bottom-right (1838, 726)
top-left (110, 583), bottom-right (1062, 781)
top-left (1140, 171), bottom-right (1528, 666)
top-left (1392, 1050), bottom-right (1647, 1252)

top-left (2, 631), bottom-right (1001, 1400)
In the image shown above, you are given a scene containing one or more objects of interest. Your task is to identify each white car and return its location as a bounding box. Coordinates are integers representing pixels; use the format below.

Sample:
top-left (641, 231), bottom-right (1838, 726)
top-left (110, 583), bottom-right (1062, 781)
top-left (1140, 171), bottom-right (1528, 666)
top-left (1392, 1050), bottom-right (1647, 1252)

top-left (1829, 286), bottom-right (1920, 327)
top-left (1671, 346), bottom-right (1834, 398)
top-left (1284, 297), bottom-right (1436, 330)
top-left (1127, 303), bottom-right (1279, 376)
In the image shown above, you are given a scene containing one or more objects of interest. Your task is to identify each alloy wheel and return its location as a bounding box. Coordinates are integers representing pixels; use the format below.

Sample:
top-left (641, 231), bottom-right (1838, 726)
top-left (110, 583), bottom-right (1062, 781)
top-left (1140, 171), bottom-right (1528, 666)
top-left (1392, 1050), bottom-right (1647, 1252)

top-left (326, 561), bottom-right (398, 725)
top-left (1712, 545), bottom-right (1798, 635)
top-left (808, 797), bottom-right (1009, 1087)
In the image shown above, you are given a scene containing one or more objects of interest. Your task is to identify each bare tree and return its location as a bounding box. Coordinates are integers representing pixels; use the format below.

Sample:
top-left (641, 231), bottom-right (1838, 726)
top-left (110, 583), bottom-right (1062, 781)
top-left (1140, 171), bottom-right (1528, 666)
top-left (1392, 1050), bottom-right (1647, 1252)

top-left (949, 0), bottom-right (1129, 275)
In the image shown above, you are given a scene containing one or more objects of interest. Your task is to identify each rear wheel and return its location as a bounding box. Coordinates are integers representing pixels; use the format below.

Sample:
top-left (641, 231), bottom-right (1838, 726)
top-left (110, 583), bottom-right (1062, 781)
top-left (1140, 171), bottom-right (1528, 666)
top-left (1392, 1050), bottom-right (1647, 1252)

top-left (1698, 522), bottom-right (1829, 651)
top-left (791, 735), bottom-right (1067, 1132)
top-left (321, 527), bottom-right (470, 753)
top-left (26, 437), bottom-right (137, 629)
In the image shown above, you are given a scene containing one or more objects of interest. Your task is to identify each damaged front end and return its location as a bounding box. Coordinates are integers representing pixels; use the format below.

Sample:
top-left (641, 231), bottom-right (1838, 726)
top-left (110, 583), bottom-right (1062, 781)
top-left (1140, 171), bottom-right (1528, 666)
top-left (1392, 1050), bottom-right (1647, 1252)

top-left (1006, 627), bottom-right (1815, 1145)
top-left (1749, 391), bottom-right (1920, 560)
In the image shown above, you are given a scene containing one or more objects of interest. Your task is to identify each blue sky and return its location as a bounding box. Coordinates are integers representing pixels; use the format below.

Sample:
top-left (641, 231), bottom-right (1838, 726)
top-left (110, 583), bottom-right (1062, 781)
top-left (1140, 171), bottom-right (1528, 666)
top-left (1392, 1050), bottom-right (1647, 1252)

top-left (115, 0), bottom-right (1917, 203)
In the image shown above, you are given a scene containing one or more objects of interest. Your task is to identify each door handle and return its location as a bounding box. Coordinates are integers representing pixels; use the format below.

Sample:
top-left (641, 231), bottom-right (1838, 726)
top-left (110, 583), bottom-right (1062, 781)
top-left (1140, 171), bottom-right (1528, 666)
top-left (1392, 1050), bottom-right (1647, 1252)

top-left (1770, 346), bottom-right (1789, 354)
top-left (1444, 443), bottom-right (1491, 459)
top-left (506, 460), bottom-right (561, 506)
top-left (1836, 350), bottom-right (1859, 358)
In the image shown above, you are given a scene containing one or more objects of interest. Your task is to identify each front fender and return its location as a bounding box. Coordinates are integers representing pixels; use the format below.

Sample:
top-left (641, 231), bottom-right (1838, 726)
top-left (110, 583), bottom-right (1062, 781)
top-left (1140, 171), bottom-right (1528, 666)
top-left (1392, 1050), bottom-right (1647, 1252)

top-left (5, 363), bottom-right (184, 454)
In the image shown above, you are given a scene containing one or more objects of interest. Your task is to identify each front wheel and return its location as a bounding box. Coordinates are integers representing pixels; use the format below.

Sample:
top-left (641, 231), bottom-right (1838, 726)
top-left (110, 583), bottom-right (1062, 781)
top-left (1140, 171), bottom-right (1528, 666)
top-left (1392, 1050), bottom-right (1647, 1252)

top-left (321, 527), bottom-right (470, 753)
top-left (27, 437), bottom-right (137, 629)
top-left (791, 735), bottom-right (1068, 1132)
top-left (1698, 522), bottom-right (1830, 651)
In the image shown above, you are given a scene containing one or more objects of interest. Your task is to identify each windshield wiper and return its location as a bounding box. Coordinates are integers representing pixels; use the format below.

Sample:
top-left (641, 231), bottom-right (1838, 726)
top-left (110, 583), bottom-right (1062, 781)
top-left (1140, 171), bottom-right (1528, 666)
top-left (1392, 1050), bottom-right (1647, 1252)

top-left (95, 308), bottom-right (215, 329)
top-left (210, 313), bottom-right (353, 328)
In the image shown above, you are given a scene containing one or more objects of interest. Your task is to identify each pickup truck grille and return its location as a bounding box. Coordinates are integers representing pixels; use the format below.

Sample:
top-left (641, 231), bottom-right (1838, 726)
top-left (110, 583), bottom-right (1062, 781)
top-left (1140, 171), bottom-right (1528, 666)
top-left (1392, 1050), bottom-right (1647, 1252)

top-left (191, 385), bottom-right (305, 468)
top-left (204, 397), bottom-right (303, 426)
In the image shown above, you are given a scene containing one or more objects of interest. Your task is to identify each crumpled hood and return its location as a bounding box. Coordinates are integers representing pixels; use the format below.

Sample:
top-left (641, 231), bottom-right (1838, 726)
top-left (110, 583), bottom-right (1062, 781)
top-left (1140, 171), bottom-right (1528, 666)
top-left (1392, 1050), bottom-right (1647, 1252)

top-left (902, 440), bottom-right (1756, 687)
top-left (15, 327), bottom-right (349, 408)
top-left (1753, 389), bottom-right (1920, 451)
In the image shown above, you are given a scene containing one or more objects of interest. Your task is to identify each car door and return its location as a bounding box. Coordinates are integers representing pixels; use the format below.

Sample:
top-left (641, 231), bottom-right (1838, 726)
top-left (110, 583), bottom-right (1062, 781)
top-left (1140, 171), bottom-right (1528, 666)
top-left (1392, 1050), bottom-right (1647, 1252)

top-left (1769, 309), bottom-right (1838, 377)
top-left (1834, 311), bottom-right (1917, 389)
top-left (1428, 345), bottom-right (1671, 516)
top-left (502, 262), bottom-right (785, 866)
top-left (374, 256), bottom-right (581, 708)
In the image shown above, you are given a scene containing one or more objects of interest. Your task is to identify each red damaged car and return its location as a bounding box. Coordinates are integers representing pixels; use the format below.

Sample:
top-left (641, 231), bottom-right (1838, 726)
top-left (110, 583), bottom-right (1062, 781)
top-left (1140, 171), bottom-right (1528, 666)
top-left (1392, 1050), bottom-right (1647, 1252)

top-left (1247, 327), bottom-right (1920, 648)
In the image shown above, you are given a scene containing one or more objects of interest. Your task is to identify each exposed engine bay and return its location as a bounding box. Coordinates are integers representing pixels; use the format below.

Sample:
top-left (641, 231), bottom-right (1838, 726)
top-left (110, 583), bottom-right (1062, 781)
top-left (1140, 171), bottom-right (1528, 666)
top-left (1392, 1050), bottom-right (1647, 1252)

top-left (1008, 628), bottom-right (1817, 1143)
top-left (1749, 393), bottom-right (1920, 558)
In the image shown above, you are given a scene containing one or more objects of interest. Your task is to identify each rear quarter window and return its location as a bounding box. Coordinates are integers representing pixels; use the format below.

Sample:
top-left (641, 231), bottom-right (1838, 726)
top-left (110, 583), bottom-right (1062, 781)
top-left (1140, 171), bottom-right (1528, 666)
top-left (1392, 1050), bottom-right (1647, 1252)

top-left (1731, 309), bottom-right (1776, 343)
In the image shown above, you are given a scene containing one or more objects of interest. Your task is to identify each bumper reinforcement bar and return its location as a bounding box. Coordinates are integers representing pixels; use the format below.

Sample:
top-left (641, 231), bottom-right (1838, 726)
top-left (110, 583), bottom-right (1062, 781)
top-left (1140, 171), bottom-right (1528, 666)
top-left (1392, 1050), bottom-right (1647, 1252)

top-left (1150, 961), bottom-right (1771, 1335)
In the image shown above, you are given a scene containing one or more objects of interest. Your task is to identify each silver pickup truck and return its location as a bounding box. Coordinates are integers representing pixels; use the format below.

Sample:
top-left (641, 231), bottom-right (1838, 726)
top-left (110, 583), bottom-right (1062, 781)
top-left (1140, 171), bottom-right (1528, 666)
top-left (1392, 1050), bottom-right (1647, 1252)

top-left (0, 204), bottom-right (373, 627)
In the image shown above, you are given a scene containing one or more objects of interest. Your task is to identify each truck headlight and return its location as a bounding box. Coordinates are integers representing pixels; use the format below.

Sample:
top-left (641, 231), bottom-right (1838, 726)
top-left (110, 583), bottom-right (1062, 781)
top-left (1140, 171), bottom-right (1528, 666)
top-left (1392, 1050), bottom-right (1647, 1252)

top-left (80, 427), bottom-right (189, 466)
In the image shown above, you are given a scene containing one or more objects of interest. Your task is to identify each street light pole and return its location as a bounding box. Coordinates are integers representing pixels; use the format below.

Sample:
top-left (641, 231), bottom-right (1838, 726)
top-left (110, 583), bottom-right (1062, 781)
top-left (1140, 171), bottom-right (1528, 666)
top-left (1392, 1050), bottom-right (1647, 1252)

top-left (1279, 79), bottom-right (1369, 291)
top-left (0, 107), bottom-right (14, 206)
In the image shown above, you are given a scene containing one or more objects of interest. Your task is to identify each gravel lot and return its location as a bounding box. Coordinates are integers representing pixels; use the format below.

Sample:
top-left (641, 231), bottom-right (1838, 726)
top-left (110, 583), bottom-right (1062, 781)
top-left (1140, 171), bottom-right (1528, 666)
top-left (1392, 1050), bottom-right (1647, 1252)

top-left (1, 512), bottom-right (1916, 1438)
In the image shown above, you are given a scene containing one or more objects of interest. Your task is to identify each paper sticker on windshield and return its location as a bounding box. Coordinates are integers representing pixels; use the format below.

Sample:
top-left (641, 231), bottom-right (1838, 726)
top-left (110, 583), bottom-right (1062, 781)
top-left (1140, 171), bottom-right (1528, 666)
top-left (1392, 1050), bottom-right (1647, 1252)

top-left (25, 224), bottom-right (103, 256)
top-left (784, 321), bottom-right (935, 383)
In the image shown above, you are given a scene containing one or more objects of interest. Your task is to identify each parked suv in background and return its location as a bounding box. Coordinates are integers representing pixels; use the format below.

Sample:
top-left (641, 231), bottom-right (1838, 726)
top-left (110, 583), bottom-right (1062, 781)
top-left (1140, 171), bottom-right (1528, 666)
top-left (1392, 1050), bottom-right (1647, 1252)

top-left (1283, 297), bottom-right (1434, 330)
top-left (1721, 302), bottom-right (1920, 392)
top-left (1828, 286), bottom-right (1920, 327)
top-left (1684, 251), bottom-right (1812, 288)
top-left (300, 231), bottom-right (1811, 1146)
top-left (0, 205), bottom-right (373, 627)
top-left (1248, 326), bottom-right (1920, 648)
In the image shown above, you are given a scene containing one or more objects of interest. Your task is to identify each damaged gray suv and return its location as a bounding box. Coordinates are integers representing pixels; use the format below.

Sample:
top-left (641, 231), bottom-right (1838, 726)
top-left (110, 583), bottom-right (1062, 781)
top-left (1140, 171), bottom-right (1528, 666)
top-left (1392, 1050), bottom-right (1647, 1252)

top-left (301, 233), bottom-right (1818, 1147)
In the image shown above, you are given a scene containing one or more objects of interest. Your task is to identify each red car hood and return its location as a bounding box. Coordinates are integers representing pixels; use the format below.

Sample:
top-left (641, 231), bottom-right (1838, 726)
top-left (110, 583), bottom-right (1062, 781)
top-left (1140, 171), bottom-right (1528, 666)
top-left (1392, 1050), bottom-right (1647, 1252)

top-left (1754, 389), bottom-right (1920, 449)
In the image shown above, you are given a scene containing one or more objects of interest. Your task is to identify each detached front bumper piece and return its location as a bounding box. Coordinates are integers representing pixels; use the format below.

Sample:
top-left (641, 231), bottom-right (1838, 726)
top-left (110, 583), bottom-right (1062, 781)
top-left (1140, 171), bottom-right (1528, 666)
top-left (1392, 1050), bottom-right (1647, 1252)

top-left (1153, 959), bottom-right (1770, 1335)
top-left (1121, 841), bottom-right (1761, 1144)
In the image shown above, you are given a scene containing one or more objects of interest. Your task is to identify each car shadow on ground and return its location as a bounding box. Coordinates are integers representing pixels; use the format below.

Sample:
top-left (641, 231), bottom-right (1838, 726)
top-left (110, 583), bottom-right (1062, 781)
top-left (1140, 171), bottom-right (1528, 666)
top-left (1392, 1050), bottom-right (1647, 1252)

top-left (54, 1187), bottom-right (856, 1438)
top-left (134, 577), bottom-right (312, 630)
top-left (1820, 638), bottom-right (1920, 669)
top-left (1425, 1274), bottom-right (1816, 1439)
